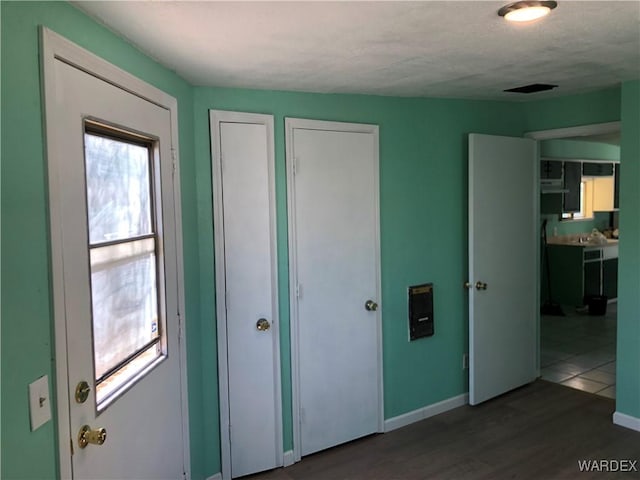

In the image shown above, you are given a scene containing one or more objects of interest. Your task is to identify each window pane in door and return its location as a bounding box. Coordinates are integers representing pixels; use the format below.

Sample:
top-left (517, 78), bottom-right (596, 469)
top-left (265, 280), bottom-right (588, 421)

top-left (84, 133), bottom-right (152, 244)
top-left (91, 252), bottom-right (159, 380)
top-left (83, 126), bottom-right (164, 409)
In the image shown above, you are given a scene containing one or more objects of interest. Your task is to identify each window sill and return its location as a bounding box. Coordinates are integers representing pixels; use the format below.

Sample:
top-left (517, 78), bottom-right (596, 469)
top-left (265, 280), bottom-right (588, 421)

top-left (560, 216), bottom-right (595, 223)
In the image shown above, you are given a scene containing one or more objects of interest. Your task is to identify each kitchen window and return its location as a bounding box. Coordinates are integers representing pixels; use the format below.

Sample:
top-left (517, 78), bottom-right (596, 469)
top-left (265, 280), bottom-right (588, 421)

top-left (562, 180), bottom-right (594, 221)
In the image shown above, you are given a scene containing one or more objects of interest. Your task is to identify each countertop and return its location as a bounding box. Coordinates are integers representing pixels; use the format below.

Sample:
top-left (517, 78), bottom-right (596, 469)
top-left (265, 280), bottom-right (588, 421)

top-left (547, 238), bottom-right (618, 249)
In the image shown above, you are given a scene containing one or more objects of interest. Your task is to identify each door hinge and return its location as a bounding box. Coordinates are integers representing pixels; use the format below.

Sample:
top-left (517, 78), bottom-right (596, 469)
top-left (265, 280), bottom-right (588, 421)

top-left (181, 472), bottom-right (188, 480)
top-left (177, 312), bottom-right (183, 342)
top-left (171, 148), bottom-right (177, 176)
top-left (296, 283), bottom-right (302, 299)
top-left (70, 438), bottom-right (74, 456)
top-left (292, 157), bottom-right (298, 176)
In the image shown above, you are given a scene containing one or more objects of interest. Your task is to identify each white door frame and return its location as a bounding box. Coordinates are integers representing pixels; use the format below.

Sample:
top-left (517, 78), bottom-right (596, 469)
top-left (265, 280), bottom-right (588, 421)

top-left (525, 121), bottom-right (621, 375)
top-left (285, 118), bottom-right (384, 462)
top-left (210, 110), bottom-right (282, 479)
top-left (525, 121), bottom-right (620, 142)
top-left (40, 27), bottom-right (191, 479)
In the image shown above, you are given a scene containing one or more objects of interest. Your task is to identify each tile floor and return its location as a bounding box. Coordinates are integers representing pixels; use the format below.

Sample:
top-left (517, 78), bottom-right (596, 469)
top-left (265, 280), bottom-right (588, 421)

top-left (540, 302), bottom-right (616, 399)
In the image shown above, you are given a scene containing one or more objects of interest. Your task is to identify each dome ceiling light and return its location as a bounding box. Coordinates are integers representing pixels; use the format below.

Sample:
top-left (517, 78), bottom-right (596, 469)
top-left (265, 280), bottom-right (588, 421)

top-left (498, 1), bottom-right (558, 22)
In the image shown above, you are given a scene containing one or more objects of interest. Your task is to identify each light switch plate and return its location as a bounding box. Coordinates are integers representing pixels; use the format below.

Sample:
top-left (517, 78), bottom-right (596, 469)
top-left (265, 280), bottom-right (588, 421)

top-left (29, 375), bottom-right (52, 431)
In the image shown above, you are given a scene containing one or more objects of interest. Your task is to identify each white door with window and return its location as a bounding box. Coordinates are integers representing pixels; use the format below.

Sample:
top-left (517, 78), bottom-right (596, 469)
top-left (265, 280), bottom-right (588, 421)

top-left (42, 30), bottom-right (189, 479)
top-left (210, 111), bottom-right (282, 479)
top-left (468, 133), bottom-right (538, 405)
top-left (286, 119), bottom-right (383, 458)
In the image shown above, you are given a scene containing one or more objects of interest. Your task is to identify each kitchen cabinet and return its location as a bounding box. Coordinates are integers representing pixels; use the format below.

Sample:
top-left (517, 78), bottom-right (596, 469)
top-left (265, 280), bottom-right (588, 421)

top-left (582, 162), bottom-right (614, 176)
top-left (614, 163), bottom-right (620, 209)
top-left (540, 159), bottom-right (564, 215)
top-left (545, 243), bottom-right (618, 306)
top-left (541, 160), bottom-right (563, 180)
top-left (592, 176), bottom-right (615, 211)
top-left (541, 193), bottom-right (563, 215)
top-left (539, 160), bottom-right (619, 215)
top-left (603, 257), bottom-right (618, 299)
top-left (563, 161), bottom-right (582, 213)
top-left (580, 161), bottom-right (618, 212)
top-left (583, 254), bottom-right (601, 298)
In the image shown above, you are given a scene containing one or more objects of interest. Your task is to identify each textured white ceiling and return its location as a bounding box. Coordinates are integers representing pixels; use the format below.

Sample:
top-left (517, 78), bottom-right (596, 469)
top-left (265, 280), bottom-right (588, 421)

top-left (73, 1), bottom-right (640, 101)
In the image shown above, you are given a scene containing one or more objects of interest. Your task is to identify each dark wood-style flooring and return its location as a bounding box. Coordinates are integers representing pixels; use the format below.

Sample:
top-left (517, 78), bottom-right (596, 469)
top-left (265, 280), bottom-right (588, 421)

top-left (247, 380), bottom-right (640, 480)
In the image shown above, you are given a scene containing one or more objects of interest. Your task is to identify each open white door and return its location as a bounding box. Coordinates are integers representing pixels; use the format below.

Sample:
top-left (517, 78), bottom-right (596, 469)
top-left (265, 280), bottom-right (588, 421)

top-left (468, 133), bottom-right (538, 405)
top-left (210, 111), bottom-right (282, 479)
top-left (286, 119), bottom-right (383, 459)
top-left (42, 30), bottom-right (189, 478)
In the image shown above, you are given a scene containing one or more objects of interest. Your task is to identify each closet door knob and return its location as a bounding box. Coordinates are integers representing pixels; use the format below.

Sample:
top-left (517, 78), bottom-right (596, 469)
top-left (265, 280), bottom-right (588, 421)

top-left (365, 300), bottom-right (378, 311)
top-left (256, 318), bottom-right (271, 331)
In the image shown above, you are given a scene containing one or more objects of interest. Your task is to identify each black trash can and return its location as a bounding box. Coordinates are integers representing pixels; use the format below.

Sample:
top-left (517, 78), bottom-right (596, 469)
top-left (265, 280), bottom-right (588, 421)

top-left (586, 295), bottom-right (608, 316)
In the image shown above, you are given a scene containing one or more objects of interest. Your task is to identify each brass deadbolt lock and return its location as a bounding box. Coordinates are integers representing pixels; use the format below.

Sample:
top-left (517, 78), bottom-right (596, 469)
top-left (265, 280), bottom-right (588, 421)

top-left (75, 381), bottom-right (91, 404)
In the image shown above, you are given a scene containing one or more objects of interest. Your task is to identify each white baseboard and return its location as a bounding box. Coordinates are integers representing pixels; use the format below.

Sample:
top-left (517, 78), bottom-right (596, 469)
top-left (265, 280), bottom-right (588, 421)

top-left (211, 395), bottom-right (467, 478)
top-left (384, 393), bottom-right (469, 432)
top-left (206, 453), bottom-right (294, 480)
top-left (613, 411), bottom-right (640, 432)
top-left (283, 449), bottom-right (295, 467)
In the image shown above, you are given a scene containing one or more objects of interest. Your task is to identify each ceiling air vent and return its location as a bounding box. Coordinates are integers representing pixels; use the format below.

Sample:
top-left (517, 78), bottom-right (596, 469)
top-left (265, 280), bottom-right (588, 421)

top-left (504, 83), bottom-right (558, 94)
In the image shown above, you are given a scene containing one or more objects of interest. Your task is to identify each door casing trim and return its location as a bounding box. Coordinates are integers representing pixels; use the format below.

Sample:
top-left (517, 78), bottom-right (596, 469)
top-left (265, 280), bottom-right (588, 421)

top-left (285, 118), bottom-right (384, 462)
top-left (40, 27), bottom-right (191, 479)
top-left (525, 121), bottom-right (621, 141)
top-left (209, 110), bottom-right (283, 480)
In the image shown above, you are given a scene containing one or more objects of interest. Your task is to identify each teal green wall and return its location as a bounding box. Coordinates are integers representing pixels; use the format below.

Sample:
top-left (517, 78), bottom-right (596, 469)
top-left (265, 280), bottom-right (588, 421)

top-left (1, 2), bottom-right (205, 479)
top-left (617, 80), bottom-right (640, 418)
top-left (541, 211), bottom-right (610, 238)
top-left (541, 139), bottom-right (620, 161)
top-left (523, 87), bottom-right (621, 131)
top-left (2, 3), bottom-right (638, 480)
top-left (193, 88), bottom-right (525, 460)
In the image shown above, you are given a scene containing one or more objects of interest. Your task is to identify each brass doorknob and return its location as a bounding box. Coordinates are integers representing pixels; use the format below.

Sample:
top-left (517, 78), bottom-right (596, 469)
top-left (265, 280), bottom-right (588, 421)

top-left (256, 318), bottom-right (271, 331)
top-left (78, 425), bottom-right (106, 449)
top-left (475, 281), bottom-right (488, 291)
top-left (365, 300), bottom-right (378, 312)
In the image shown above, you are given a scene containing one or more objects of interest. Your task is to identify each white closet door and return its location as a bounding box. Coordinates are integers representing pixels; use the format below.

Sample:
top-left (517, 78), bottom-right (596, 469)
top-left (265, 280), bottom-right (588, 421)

top-left (287, 120), bottom-right (382, 457)
top-left (211, 112), bottom-right (281, 479)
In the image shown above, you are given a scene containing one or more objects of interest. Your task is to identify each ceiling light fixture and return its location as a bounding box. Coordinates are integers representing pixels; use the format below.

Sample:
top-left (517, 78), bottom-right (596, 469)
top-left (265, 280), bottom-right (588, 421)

top-left (498, 1), bottom-right (557, 22)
